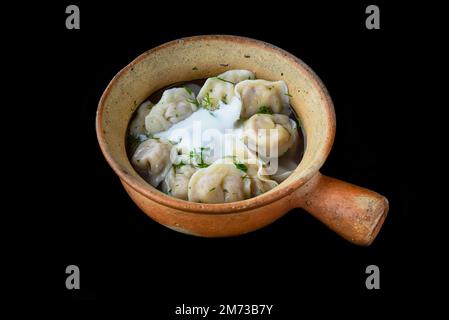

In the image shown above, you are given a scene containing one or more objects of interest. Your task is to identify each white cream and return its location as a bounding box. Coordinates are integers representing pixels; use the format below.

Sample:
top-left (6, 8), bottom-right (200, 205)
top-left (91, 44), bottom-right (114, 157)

top-left (154, 97), bottom-right (246, 164)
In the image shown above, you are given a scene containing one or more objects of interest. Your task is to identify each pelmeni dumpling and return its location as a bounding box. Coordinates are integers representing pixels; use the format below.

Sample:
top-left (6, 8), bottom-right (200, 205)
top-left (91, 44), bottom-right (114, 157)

top-left (188, 162), bottom-right (251, 203)
top-left (246, 162), bottom-right (278, 196)
top-left (161, 164), bottom-right (197, 200)
top-left (197, 70), bottom-right (255, 109)
top-left (129, 100), bottom-right (153, 137)
top-left (270, 132), bottom-right (301, 183)
top-left (218, 69), bottom-right (255, 84)
top-left (235, 80), bottom-right (290, 118)
top-left (145, 88), bottom-right (198, 134)
top-left (215, 157), bottom-right (278, 197)
top-left (131, 139), bottom-right (174, 187)
top-left (242, 113), bottom-right (298, 158)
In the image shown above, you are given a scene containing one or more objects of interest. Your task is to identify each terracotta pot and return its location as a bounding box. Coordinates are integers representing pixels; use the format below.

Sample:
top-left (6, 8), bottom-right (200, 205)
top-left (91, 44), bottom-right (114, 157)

top-left (96, 35), bottom-right (388, 246)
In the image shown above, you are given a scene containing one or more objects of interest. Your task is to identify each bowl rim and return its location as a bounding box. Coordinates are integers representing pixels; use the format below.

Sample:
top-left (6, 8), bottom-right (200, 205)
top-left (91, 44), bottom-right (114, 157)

top-left (96, 34), bottom-right (336, 214)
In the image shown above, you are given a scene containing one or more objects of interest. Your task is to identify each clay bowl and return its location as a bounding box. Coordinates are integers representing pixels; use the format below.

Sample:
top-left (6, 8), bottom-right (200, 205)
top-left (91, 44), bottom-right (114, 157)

top-left (96, 35), bottom-right (388, 246)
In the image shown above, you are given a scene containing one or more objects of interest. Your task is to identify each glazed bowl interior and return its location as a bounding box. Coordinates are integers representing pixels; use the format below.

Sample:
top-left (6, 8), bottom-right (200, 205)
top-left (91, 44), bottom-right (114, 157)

top-left (97, 35), bottom-right (335, 212)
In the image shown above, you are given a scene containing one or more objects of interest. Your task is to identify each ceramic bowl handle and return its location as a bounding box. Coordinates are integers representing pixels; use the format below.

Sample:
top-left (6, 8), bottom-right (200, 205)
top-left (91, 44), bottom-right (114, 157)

top-left (293, 173), bottom-right (389, 246)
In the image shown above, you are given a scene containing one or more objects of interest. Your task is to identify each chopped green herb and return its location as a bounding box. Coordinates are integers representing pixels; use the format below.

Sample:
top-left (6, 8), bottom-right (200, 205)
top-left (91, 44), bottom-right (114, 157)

top-left (173, 161), bottom-right (186, 170)
top-left (189, 147), bottom-right (210, 168)
top-left (257, 106), bottom-right (273, 115)
top-left (209, 187), bottom-right (216, 193)
top-left (233, 159), bottom-right (248, 172)
top-left (201, 93), bottom-right (214, 109)
top-left (184, 86), bottom-right (193, 95)
top-left (187, 98), bottom-right (200, 107)
top-left (216, 77), bottom-right (236, 85)
top-left (192, 66), bottom-right (198, 70)
top-left (223, 189), bottom-right (229, 193)
top-left (285, 93), bottom-right (293, 97)
top-left (172, 161), bottom-right (186, 174)
top-left (241, 174), bottom-right (249, 180)
top-left (209, 111), bottom-right (216, 117)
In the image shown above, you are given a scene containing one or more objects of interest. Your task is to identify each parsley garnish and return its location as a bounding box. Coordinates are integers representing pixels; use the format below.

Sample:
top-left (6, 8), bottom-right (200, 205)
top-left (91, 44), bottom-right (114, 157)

top-left (189, 147), bottom-right (210, 168)
top-left (257, 106), bottom-right (273, 115)
top-left (201, 92), bottom-right (214, 109)
top-left (233, 159), bottom-right (248, 172)
top-left (172, 161), bottom-right (186, 174)
top-left (209, 187), bottom-right (216, 193)
top-left (184, 86), bottom-right (193, 96)
top-left (187, 98), bottom-right (200, 107)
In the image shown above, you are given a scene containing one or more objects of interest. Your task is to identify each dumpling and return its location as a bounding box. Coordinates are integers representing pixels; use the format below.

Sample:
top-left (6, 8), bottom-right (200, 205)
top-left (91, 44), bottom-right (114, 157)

top-left (145, 88), bottom-right (198, 134)
top-left (270, 131), bottom-right (301, 182)
top-left (242, 113), bottom-right (298, 158)
top-left (161, 164), bottom-right (197, 200)
top-left (246, 162), bottom-right (278, 196)
top-left (131, 139), bottom-right (174, 187)
top-left (234, 80), bottom-right (290, 118)
top-left (188, 163), bottom-right (251, 203)
top-left (270, 168), bottom-right (293, 184)
top-left (129, 100), bottom-right (153, 137)
top-left (217, 69), bottom-right (255, 84)
top-left (215, 157), bottom-right (278, 197)
top-left (197, 70), bottom-right (255, 109)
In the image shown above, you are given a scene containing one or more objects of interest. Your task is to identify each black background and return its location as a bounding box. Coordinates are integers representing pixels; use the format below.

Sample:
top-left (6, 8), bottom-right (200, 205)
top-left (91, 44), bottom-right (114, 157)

top-left (13, 0), bottom-right (435, 317)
